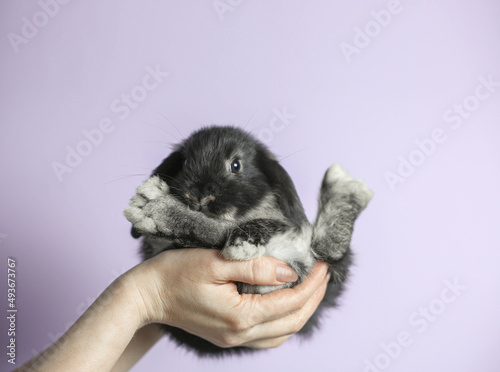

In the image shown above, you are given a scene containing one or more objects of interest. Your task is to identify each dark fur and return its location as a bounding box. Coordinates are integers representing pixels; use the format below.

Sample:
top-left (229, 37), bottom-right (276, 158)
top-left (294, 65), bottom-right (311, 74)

top-left (127, 125), bottom-right (370, 357)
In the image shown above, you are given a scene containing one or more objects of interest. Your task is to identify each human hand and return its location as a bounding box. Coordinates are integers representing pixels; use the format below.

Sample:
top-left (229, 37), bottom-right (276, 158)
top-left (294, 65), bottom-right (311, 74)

top-left (128, 248), bottom-right (330, 349)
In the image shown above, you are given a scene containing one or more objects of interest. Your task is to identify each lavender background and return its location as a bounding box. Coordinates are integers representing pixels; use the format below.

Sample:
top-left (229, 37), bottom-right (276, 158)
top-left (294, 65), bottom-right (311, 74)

top-left (1, 1), bottom-right (500, 371)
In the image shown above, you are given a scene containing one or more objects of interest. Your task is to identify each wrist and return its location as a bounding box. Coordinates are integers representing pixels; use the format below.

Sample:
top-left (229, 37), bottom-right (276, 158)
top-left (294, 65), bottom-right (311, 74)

top-left (106, 272), bottom-right (146, 331)
top-left (124, 260), bottom-right (171, 328)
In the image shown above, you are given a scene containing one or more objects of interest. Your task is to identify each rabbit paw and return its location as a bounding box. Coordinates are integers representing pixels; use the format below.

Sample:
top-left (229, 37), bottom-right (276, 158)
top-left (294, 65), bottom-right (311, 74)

top-left (124, 176), bottom-right (170, 235)
top-left (221, 219), bottom-right (289, 261)
top-left (324, 164), bottom-right (373, 210)
top-left (222, 225), bottom-right (267, 260)
top-left (222, 240), bottom-right (266, 261)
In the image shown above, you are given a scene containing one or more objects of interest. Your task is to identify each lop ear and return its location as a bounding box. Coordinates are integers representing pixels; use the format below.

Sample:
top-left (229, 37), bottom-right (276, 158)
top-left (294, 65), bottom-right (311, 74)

top-left (130, 150), bottom-right (185, 239)
top-left (152, 150), bottom-right (185, 182)
top-left (256, 148), bottom-right (308, 227)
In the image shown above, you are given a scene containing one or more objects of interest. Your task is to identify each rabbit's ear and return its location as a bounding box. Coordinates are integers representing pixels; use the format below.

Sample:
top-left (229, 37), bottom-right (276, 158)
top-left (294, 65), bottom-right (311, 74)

top-left (152, 150), bottom-right (185, 183)
top-left (130, 150), bottom-right (185, 239)
top-left (256, 149), bottom-right (308, 227)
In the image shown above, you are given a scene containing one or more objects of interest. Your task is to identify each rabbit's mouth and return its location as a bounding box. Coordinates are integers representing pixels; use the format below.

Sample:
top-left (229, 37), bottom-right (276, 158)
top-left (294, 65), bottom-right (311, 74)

top-left (185, 193), bottom-right (237, 221)
top-left (200, 205), bottom-right (216, 217)
top-left (200, 205), bottom-right (237, 221)
top-left (186, 194), bottom-right (215, 212)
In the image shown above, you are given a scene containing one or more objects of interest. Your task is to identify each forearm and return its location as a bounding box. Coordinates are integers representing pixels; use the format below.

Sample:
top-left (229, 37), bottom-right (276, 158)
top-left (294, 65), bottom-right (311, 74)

top-left (110, 324), bottom-right (163, 372)
top-left (15, 276), bottom-right (142, 372)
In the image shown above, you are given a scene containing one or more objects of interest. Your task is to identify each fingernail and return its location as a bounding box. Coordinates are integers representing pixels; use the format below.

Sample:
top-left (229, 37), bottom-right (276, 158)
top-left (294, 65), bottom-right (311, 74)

top-left (325, 273), bottom-right (331, 283)
top-left (276, 264), bottom-right (298, 283)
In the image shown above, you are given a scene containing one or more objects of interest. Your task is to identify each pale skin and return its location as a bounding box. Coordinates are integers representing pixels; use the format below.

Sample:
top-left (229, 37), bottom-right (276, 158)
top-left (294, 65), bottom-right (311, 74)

top-left (14, 249), bottom-right (330, 372)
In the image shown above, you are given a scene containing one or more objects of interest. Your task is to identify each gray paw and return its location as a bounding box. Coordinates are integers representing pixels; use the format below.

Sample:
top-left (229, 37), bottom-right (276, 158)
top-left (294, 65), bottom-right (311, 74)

top-left (325, 164), bottom-right (374, 210)
top-left (222, 239), bottom-right (266, 261)
top-left (124, 176), bottom-right (170, 235)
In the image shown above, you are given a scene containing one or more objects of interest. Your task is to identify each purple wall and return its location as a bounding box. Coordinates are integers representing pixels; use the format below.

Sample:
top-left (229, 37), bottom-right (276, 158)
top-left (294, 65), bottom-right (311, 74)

top-left (1, 1), bottom-right (500, 371)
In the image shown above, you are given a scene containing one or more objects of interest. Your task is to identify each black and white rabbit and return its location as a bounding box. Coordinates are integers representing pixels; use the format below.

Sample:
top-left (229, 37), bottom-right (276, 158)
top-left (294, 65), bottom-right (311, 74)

top-left (124, 125), bottom-right (373, 356)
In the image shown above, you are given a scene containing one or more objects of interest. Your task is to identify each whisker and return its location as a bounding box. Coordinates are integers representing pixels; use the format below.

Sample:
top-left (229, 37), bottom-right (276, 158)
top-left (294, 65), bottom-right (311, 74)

top-left (165, 185), bottom-right (184, 193)
top-left (242, 110), bottom-right (258, 131)
top-left (211, 221), bottom-right (237, 249)
top-left (154, 172), bottom-right (177, 182)
top-left (247, 123), bottom-right (266, 138)
top-left (101, 173), bottom-right (150, 185)
top-left (150, 109), bottom-right (184, 138)
top-left (116, 163), bottom-right (152, 171)
top-left (140, 140), bottom-right (172, 147)
top-left (278, 147), bottom-right (307, 162)
top-left (139, 121), bottom-right (178, 142)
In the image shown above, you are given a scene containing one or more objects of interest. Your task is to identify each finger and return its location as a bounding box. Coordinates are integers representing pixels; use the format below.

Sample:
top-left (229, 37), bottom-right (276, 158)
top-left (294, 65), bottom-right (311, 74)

top-left (242, 335), bottom-right (291, 349)
top-left (155, 249), bottom-right (297, 287)
top-left (216, 254), bottom-right (299, 286)
top-left (245, 261), bottom-right (329, 324)
top-left (240, 272), bottom-right (330, 343)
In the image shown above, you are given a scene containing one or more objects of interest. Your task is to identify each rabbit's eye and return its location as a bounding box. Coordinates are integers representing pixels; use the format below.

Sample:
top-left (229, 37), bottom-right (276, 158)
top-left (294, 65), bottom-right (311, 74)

top-left (230, 159), bottom-right (241, 174)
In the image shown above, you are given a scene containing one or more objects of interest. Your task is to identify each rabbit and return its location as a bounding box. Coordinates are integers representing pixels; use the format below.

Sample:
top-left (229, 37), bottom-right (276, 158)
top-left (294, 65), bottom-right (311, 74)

top-left (124, 125), bottom-right (373, 357)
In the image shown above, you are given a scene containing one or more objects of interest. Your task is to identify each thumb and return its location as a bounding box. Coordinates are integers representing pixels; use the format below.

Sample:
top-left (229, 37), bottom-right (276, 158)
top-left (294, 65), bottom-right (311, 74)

top-left (218, 256), bottom-right (299, 286)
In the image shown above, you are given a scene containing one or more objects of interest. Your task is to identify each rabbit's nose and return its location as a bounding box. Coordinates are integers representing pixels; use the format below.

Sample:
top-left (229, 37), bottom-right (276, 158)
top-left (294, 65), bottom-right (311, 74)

top-left (186, 193), bottom-right (202, 211)
top-left (200, 195), bottom-right (215, 206)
